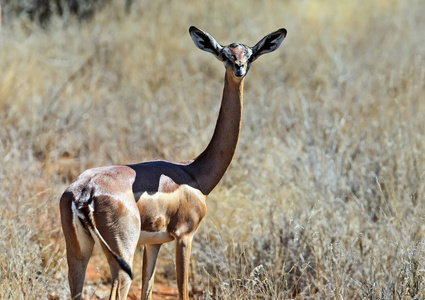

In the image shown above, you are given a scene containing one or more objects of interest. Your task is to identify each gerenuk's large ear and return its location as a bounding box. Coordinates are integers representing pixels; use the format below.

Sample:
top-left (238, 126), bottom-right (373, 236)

top-left (189, 26), bottom-right (223, 59)
top-left (250, 28), bottom-right (287, 62)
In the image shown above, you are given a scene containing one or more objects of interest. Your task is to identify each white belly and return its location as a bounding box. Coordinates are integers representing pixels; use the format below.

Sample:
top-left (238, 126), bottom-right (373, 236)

top-left (138, 230), bottom-right (174, 245)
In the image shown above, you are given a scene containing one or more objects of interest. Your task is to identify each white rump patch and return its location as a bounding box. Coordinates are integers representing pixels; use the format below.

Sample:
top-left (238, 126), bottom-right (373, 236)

top-left (71, 202), bottom-right (94, 253)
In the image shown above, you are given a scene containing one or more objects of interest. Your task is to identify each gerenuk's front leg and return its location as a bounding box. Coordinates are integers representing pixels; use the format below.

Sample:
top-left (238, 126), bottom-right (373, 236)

top-left (141, 244), bottom-right (162, 300)
top-left (175, 235), bottom-right (193, 300)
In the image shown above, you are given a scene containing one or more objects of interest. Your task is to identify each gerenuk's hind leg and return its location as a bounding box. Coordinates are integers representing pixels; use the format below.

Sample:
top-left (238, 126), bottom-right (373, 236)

top-left (66, 235), bottom-right (94, 300)
top-left (94, 196), bottom-right (141, 300)
top-left (60, 194), bottom-right (95, 300)
top-left (107, 251), bottom-right (135, 300)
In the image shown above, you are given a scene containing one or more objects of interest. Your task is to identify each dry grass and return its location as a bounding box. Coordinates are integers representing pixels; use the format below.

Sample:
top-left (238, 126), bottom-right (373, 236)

top-left (1, 0), bottom-right (425, 299)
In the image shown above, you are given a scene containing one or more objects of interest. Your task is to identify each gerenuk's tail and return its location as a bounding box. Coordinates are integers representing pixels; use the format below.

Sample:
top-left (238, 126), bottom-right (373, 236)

top-left (72, 187), bottom-right (133, 279)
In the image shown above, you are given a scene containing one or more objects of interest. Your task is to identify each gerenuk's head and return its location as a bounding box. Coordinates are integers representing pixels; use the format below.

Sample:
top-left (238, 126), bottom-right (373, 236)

top-left (189, 26), bottom-right (287, 80)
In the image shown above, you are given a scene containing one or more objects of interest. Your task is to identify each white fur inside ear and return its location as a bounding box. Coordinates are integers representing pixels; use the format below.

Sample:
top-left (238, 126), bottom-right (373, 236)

top-left (190, 28), bottom-right (223, 57)
top-left (222, 48), bottom-right (232, 58)
top-left (251, 29), bottom-right (286, 61)
top-left (246, 48), bottom-right (253, 60)
top-left (212, 40), bottom-right (222, 53)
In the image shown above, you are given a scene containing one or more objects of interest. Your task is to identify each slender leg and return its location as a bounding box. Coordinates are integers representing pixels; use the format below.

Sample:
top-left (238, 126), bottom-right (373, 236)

top-left (61, 195), bottom-right (95, 300)
top-left (65, 236), bottom-right (94, 300)
top-left (107, 255), bottom-right (135, 300)
top-left (141, 244), bottom-right (162, 300)
top-left (102, 233), bottom-right (138, 300)
top-left (175, 236), bottom-right (192, 300)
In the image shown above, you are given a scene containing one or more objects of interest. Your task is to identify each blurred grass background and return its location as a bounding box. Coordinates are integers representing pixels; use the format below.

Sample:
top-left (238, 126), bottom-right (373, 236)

top-left (1, 0), bottom-right (425, 298)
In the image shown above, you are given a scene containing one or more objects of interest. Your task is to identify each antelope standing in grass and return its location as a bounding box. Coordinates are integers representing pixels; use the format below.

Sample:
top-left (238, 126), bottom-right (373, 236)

top-left (60, 26), bottom-right (286, 300)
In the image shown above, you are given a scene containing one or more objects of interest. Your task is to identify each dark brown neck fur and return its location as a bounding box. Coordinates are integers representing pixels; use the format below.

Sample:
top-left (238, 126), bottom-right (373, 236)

top-left (187, 71), bottom-right (244, 195)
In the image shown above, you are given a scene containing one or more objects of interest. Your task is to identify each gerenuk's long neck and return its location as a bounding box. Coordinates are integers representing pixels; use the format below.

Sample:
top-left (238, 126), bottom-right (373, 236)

top-left (187, 71), bottom-right (244, 195)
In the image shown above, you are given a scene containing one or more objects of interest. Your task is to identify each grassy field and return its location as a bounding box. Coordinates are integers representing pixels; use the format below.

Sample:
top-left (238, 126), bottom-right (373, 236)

top-left (1, 0), bottom-right (425, 298)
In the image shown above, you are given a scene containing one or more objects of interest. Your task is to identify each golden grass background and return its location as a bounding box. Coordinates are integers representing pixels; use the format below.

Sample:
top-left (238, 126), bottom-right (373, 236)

top-left (1, 0), bottom-right (425, 298)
